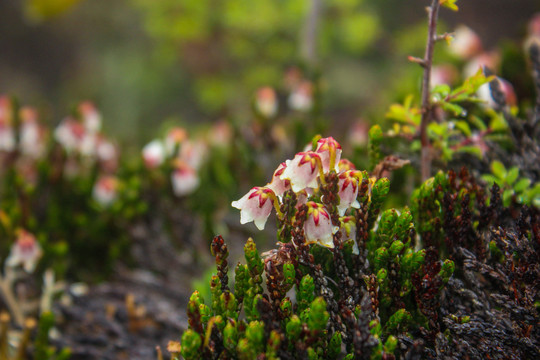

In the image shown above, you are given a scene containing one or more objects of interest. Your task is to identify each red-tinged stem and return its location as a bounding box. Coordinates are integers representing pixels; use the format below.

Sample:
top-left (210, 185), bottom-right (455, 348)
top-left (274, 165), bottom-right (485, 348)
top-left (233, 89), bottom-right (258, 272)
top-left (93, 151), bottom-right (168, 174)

top-left (420, 0), bottom-right (441, 181)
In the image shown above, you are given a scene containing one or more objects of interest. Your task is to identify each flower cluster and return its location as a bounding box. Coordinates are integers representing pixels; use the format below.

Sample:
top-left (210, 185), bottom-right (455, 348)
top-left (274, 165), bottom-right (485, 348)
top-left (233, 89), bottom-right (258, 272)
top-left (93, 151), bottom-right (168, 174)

top-left (142, 127), bottom-right (207, 197)
top-left (232, 137), bottom-right (366, 249)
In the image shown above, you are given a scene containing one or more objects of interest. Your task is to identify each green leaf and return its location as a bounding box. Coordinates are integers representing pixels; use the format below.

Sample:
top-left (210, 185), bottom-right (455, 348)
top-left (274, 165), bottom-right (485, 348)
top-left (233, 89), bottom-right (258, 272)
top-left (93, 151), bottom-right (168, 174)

top-left (455, 121), bottom-right (472, 136)
top-left (440, 0), bottom-right (459, 11)
top-left (491, 161), bottom-right (507, 180)
top-left (514, 178), bottom-right (531, 193)
top-left (440, 102), bottom-right (466, 116)
top-left (469, 115), bottom-right (487, 131)
top-left (506, 167), bottom-right (519, 185)
top-left (456, 146), bottom-right (482, 158)
top-left (481, 174), bottom-right (499, 185)
top-left (502, 189), bottom-right (513, 207)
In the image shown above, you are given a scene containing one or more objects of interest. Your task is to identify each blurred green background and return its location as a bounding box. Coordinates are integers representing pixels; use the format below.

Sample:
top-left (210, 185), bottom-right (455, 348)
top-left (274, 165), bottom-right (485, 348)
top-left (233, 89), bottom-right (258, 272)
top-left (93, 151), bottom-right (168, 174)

top-left (0, 0), bottom-right (538, 145)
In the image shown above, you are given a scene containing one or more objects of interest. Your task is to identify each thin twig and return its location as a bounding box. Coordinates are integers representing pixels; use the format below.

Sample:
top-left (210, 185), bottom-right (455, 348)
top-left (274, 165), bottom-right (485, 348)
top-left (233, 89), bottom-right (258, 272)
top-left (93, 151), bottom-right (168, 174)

top-left (0, 268), bottom-right (24, 327)
top-left (419, 0), bottom-right (441, 181)
top-left (302, 0), bottom-right (322, 67)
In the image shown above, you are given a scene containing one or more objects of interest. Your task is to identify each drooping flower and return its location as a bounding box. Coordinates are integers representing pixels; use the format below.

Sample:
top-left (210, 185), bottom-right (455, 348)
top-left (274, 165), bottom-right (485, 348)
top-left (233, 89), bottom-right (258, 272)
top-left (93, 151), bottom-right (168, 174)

top-left (255, 87), bottom-right (278, 118)
top-left (266, 162), bottom-right (291, 197)
top-left (171, 161), bottom-right (200, 197)
top-left (6, 229), bottom-right (43, 273)
top-left (92, 175), bottom-right (118, 206)
top-left (315, 137), bottom-right (342, 173)
top-left (304, 202), bottom-right (335, 248)
top-left (232, 187), bottom-right (278, 230)
top-left (280, 151), bottom-right (323, 193)
top-left (142, 139), bottom-right (165, 169)
top-left (337, 170), bottom-right (362, 216)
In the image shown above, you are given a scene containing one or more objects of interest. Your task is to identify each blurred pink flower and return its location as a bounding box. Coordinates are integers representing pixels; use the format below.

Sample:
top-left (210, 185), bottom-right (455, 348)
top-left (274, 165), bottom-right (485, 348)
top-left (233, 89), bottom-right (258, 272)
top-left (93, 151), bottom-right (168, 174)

top-left (179, 139), bottom-right (207, 171)
top-left (165, 127), bottom-right (188, 156)
top-left (79, 101), bottom-right (102, 134)
top-left (93, 176), bottom-right (118, 206)
top-left (232, 187), bottom-right (277, 230)
top-left (54, 118), bottom-right (85, 153)
top-left (6, 230), bottom-right (43, 273)
top-left (255, 87), bottom-right (278, 118)
top-left (171, 162), bottom-right (200, 197)
top-left (19, 107), bottom-right (46, 159)
top-left (288, 81), bottom-right (313, 112)
top-left (449, 25), bottom-right (482, 60)
top-left (208, 120), bottom-right (232, 148)
top-left (431, 65), bottom-right (458, 88)
top-left (304, 202), bottom-right (335, 248)
top-left (280, 151), bottom-right (322, 193)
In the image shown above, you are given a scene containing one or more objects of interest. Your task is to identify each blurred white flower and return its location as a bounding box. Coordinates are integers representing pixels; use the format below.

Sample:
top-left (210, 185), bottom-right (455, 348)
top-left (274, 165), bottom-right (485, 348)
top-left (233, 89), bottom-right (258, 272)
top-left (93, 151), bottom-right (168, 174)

top-left (449, 25), bottom-right (482, 60)
top-left (79, 101), bottom-right (102, 134)
top-left (165, 127), bottom-right (187, 156)
top-left (171, 162), bottom-right (200, 197)
top-left (288, 81), bottom-right (313, 112)
top-left (255, 87), bottom-right (278, 118)
top-left (142, 139), bottom-right (165, 169)
top-left (6, 230), bottom-right (43, 273)
top-left (92, 176), bottom-right (118, 206)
